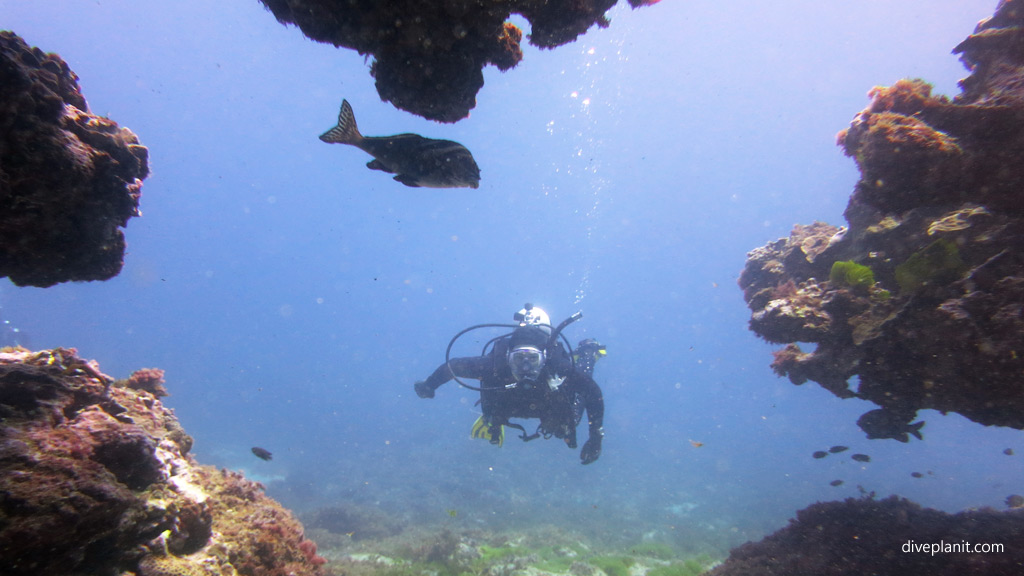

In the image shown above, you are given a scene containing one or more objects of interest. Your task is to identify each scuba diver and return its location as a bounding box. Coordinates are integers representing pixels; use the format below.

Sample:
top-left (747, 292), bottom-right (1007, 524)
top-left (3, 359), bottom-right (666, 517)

top-left (414, 304), bottom-right (607, 465)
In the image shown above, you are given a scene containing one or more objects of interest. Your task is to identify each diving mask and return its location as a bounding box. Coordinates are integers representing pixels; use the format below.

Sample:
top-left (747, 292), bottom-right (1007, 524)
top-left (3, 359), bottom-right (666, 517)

top-left (509, 345), bottom-right (545, 382)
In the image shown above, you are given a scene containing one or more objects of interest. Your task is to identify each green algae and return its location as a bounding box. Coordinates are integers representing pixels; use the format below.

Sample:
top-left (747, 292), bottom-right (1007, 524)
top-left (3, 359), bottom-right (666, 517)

top-left (477, 544), bottom-right (521, 562)
top-left (894, 238), bottom-right (966, 294)
top-left (829, 260), bottom-right (876, 291)
top-left (531, 544), bottom-right (587, 573)
top-left (628, 541), bottom-right (676, 560)
top-left (382, 563), bottom-right (462, 576)
top-left (590, 555), bottom-right (636, 576)
top-left (647, 557), bottom-right (713, 576)
top-left (533, 555), bottom-right (576, 573)
top-left (463, 544), bottom-right (527, 574)
top-left (328, 529), bottom-right (723, 576)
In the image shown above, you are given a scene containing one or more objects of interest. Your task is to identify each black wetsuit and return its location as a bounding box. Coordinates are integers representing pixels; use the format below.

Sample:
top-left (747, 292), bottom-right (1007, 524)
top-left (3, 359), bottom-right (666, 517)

top-left (419, 335), bottom-right (605, 452)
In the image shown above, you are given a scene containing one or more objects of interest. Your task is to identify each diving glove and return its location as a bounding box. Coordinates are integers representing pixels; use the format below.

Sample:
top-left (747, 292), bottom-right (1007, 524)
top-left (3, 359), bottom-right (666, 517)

top-left (580, 433), bottom-right (602, 465)
top-left (414, 381), bottom-right (434, 399)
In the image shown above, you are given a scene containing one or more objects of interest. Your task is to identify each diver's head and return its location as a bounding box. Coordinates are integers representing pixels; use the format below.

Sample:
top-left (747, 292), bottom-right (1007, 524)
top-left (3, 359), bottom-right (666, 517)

top-left (576, 338), bottom-right (606, 358)
top-left (513, 303), bottom-right (551, 335)
top-left (508, 325), bottom-right (549, 382)
top-left (509, 345), bottom-right (545, 382)
top-left (572, 338), bottom-right (606, 378)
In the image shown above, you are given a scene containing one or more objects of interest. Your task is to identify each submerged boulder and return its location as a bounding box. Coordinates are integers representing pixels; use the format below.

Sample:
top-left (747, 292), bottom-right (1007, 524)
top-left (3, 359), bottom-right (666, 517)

top-left (257, 0), bottom-right (658, 122)
top-left (708, 496), bottom-right (1024, 576)
top-left (739, 0), bottom-right (1024, 436)
top-left (0, 347), bottom-right (324, 576)
top-left (0, 32), bottom-right (149, 287)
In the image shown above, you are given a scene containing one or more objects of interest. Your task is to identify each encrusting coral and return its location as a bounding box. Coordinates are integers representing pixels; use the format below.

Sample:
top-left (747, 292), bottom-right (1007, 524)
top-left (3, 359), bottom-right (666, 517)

top-left (257, 0), bottom-right (658, 122)
top-left (739, 0), bottom-right (1024, 438)
top-left (0, 32), bottom-right (149, 287)
top-left (0, 347), bottom-right (324, 576)
top-left (117, 367), bottom-right (170, 398)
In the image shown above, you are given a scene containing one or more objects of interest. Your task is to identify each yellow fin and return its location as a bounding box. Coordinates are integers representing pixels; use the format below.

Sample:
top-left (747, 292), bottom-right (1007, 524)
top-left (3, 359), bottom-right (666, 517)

top-left (470, 416), bottom-right (503, 446)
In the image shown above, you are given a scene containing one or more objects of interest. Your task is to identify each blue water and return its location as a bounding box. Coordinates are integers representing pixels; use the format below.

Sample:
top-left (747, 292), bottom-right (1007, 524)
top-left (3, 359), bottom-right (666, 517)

top-left (3, 0), bottom-right (1019, 556)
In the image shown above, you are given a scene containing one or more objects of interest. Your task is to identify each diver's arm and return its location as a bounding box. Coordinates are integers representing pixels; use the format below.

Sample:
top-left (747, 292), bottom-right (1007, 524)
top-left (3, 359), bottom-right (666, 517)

top-left (414, 356), bottom-right (489, 398)
top-left (580, 377), bottom-right (604, 434)
top-left (577, 375), bottom-right (605, 464)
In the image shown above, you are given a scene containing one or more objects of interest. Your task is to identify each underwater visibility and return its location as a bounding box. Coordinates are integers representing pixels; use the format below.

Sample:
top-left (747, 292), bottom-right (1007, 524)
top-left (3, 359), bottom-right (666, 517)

top-left (2, 0), bottom-right (1024, 575)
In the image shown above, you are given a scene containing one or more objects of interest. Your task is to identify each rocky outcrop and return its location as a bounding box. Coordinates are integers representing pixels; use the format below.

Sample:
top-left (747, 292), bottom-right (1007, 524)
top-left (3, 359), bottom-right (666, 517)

top-left (739, 0), bottom-right (1024, 437)
top-left (0, 347), bottom-right (324, 576)
top-left (0, 32), bottom-right (149, 287)
top-left (258, 0), bottom-right (657, 122)
top-left (708, 496), bottom-right (1024, 576)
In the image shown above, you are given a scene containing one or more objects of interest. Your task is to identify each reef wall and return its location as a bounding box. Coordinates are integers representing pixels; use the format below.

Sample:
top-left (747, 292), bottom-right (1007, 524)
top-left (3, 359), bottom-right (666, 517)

top-left (707, 496), bottom-right (1024, 576)
top-left (738, 0), bottom-right (1024, 438)
top-left (0, 347), bottom-right (324, 576)
top-left (0, 31), bottom-right (149, 288)
top-left (258, 0), bottom-right (656, 122)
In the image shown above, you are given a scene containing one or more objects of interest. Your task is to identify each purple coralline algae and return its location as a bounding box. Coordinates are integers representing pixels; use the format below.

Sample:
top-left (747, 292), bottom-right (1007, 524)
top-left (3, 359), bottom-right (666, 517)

top-left (258, 0), bottom-right (658, 122)
top-left (739, 0), bottom-right (1024, 438)
top-left (0, 347), bottom-right (324, 576)
top-left (0, 31), bottom-right (149, 288)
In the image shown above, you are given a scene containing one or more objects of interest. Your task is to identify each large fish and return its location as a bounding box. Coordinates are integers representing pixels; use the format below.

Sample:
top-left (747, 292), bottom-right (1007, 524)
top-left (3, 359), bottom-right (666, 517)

top-left (319, 100), bottom-right (480, 189)
top-left (857, 408), bottom-right (925, 442)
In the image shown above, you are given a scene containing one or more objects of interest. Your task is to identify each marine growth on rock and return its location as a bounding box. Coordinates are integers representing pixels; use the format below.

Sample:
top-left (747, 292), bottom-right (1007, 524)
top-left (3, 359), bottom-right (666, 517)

top-left (257, 0), bottom-right (658, 122)
top-left (0, 347), bottom-right (324, 576)
top-left (738, 0), bottom-right (1024, 436)
top-left (0, 32), bottom-right (150, 287)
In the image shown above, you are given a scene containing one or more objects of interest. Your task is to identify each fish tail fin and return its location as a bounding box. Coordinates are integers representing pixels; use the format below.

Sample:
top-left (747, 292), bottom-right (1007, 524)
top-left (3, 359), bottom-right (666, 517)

top-left (319, 99), bottom-right (362, 144)
top-left (910, 420), bottom-right (925, 441)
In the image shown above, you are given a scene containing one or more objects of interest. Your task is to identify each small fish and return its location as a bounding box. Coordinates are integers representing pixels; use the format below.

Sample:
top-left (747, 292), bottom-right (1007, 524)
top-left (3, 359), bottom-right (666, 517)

top-left (1006, 494), bottom-right (1024, 509)
top-left (828, 445), bottom-right (849, 454)
top-left (251, 446), bottom-right (273, 461)
top-left (857, 408), bottom-right (924, 442)
top-left (851, 453), bottom-right (871, 463)
top-left (446, 509), bottom-right (458, 518)
top-left (1004, 448), bottom-right (1014, 456)
top-left (689, 440), bottom-right (704, 448)
top-left (829, 479), bottom-right (844, 487)
top-left (320, 100), bottom-right (481, 189)
top-left (911, 472), bottom-right (923, 478)
top-left (812, 451), bottom-right (829, 459)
